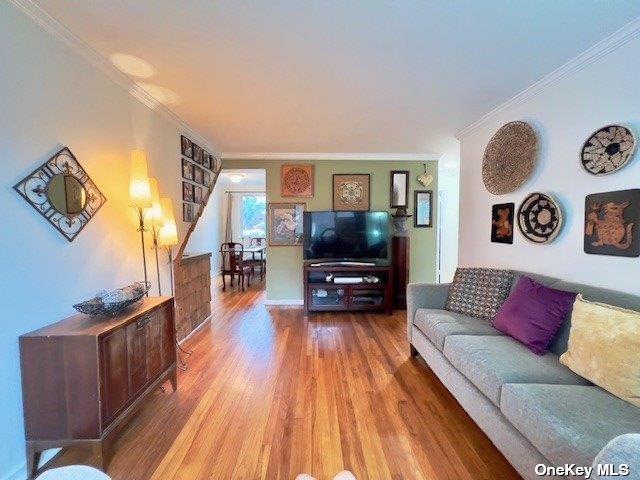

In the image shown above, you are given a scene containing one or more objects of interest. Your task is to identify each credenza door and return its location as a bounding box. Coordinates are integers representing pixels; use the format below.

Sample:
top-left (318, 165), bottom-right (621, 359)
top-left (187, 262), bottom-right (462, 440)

top-left (101, 328), bottom-right (129, 425)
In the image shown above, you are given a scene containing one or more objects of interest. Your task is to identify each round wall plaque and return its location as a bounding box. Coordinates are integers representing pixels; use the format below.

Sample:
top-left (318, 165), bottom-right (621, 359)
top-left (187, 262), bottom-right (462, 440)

top-left (482, 121), bottom-right (537, 195)
top-left (581, 125), bottom-right (635, 175)
top-left (517, 192), bottom-right (563, 244)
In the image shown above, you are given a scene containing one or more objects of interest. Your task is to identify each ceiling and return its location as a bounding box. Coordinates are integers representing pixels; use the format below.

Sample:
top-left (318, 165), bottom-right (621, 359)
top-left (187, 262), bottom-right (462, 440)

top-left (216, 169), bottom-right (266, 187)
top-left (35, 0), bottom-right (640, 155)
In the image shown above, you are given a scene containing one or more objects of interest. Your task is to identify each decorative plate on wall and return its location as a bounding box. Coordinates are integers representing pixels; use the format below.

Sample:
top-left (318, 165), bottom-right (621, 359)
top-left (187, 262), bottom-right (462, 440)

top-left (517, 193), bottom-right (562, 244)
top-left (482, 121), bottom-right (537, 195)
top-left (581, 125), bottom-right (636, 175)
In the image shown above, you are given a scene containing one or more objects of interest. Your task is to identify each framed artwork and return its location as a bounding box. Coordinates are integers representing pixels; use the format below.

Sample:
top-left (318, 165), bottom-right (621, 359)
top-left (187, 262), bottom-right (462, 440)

top-left (390, 170), bottom-right (409, 208)
top-left (491, 203), bottom-right (514, 244)
top-left (194, 165), bottom-right (204, 184)
top-left (212, 156), bottom-right (221, 173)
top-left (203, 170), bottom-right (211, 187)
top-left (584, 189), bottom-right (640, 257)
top-left (281, 164), bottom-right (314, 197)
top-left (182, 158), bottom-right (193, 181)
top-left (182, 182), bottom-right (194, 202)
top-left (333, 174), bottom-right (370, 211)
top-left (194, 185), bottom-right (204, 204)
top-left (182, 202), bottom-right (193, 222)
top-left (202, 152), bottom-right (212, 170)
top-left (268, 202), bottom-right (305, 246)
top-left (192, 144), bottom-right (203, 164)
top-left (414, 190), bottom-right (433, 227)
top-left (180, 135), bottom-right (193, 158)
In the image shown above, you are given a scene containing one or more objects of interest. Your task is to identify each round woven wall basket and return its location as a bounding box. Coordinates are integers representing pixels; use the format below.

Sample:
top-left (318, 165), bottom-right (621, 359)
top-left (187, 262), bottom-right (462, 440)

top-left (517, 192), bottom-right (563, 244)
top-left (580, 124), bottom-right (636, 175)
top-left (482, 121), bottom-right (538, 195)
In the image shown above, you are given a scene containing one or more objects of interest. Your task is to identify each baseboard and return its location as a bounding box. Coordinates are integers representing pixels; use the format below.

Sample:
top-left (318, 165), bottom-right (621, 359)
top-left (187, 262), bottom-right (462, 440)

top-left (263, 299), bottom-right (304, 306)
top-left (178, 313), bottom-right (212, 345)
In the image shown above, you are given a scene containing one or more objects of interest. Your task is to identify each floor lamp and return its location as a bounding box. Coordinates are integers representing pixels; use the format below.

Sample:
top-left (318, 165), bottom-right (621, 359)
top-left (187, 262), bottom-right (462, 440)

top-left (158, 198), bottom-right (191, 370)
top-left (129, 150), bottom-right (152, 295)
top-left (148, 178), bottom-right (164, 296)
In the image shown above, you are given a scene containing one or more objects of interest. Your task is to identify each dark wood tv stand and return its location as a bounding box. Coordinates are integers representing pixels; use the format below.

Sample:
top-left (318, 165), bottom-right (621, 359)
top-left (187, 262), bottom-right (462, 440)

top-left (303, 263), bottom-right (393, 315)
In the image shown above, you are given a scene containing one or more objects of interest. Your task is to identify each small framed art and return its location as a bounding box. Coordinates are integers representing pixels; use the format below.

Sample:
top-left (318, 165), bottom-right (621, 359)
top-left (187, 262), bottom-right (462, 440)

top-left (192, 144), bottom-right (203, 164)
top-left (182, 182), bottom-right (194, 202)
top-left (281, 164), bottom-right (314, 197)
top-left (194, 185), bottom-right (204, 204)
top-left (194, 165), bottom-right (204, 184)
top-left (390, 170), bottom-right (409, 208)
top-left (268, 202), bottom-right (305, 246)
top-left (414, 190), bottom-right (432, 227)
top-left (333, 174), bottom-right (370, 211)
top-left (491, 203), bottom-right (514, 244)
top-left (203, 153), bottom-right (211, 170)
top-left (182, 158), bottom-right (193, 181)
top-left (181, 135), bottom-right (193, 158)
top-left (183, 202), bottom-right (194, 222)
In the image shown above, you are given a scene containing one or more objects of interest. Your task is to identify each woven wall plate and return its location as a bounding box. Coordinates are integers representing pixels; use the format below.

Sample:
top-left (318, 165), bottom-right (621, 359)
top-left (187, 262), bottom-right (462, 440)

top-left (580, 125), bottom-right (636, 175)
top-left (517, 192), bottom-right (563, 244)
top-left (482, 121), bottom-right (537, 195)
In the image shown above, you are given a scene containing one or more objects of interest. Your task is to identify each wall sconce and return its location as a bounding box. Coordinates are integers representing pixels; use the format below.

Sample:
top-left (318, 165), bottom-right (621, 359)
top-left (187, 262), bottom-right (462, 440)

top-left (129, 149), bottom-right (152, 294)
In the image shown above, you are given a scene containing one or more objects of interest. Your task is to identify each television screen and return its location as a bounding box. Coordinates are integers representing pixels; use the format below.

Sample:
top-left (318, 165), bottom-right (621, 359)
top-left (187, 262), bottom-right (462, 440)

top-left (303, 211), bottom-right (389, 260)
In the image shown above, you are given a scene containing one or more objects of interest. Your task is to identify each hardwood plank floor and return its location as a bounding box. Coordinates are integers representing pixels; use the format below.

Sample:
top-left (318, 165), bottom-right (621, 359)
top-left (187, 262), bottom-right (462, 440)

top-left (51, 281), bottom-right (520, 479)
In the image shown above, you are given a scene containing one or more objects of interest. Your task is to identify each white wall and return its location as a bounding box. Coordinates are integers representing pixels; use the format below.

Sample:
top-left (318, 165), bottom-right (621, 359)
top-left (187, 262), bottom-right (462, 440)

top-left (437, 143), bottom-right (460, 283)
top-left (0, 4), bottom-right (216, 479)
top-left (458, 33), bottom-right (640, 295)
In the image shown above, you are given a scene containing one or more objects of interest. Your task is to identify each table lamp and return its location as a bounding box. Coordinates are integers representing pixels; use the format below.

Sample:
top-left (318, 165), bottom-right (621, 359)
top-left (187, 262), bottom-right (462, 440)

top-left (148, 178), bottom-right (164, 295)
top-left (129, 149), bottom-right (152, 294)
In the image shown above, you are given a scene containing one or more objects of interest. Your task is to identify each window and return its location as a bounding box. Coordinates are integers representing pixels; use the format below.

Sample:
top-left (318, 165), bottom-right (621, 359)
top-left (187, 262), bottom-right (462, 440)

top-left (241, 194), bottom-right (266, 240)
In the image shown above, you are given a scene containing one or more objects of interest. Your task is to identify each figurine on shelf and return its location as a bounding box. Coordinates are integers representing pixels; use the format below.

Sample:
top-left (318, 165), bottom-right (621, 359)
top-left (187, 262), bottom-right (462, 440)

top-left (391, 207), bottom-right (412, 237)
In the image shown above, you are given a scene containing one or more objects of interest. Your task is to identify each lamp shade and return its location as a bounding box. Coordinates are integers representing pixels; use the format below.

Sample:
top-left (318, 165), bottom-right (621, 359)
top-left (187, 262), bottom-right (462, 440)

top-left (159, 197), bottom-right (179, 246)
top-left (148, 178), bottom-right (164, 228)
top-left (129, 149), bottom-right (152, 207)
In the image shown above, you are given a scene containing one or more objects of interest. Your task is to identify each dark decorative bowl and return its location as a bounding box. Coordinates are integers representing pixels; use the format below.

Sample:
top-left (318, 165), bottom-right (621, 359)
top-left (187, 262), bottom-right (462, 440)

top-left (73, 282), bottom-right (151, 317)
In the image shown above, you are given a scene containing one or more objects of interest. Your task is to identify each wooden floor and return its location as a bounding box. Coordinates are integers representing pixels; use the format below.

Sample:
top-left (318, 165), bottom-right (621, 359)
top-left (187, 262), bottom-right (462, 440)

top-left (51, 281), bottom-right (520, 480)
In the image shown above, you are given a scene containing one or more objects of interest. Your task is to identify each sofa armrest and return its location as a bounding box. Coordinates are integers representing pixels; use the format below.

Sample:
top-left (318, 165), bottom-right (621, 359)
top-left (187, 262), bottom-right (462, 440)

top-left (592, 434), bottom-right (640, 479)
top-left (406, 282), bottom-right (451, 343)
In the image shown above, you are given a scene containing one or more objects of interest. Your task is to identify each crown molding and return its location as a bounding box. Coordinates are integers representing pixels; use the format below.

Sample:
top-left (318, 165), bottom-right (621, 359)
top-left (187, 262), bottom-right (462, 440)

top-left (7, 0), bottom-right (218, 154)
top-left (221, 152), bottom-right (441, 161)
top-left (455, 16), bottom-right (640, 139)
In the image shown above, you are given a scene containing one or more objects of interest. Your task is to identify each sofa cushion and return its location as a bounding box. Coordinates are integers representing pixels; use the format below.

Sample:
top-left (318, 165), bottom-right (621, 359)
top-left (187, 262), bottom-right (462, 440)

top-left (445, 267), bottom-right (513, 320)
top-left (493, 276), bottom-right (576, 355)
top-left (501, 384), bottom-right (640, 469)
top-left (443, 335), bottom-right (590, 406)
top-left (414, 308), bottom-right (502, 351)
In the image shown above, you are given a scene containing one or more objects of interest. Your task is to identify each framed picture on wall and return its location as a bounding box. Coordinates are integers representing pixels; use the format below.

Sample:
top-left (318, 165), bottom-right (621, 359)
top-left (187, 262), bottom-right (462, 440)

top-left (491, 203), bottom-right (514, 244)
top-left (182, 181), bottom-right (194, 202)
top-left (182, 158), bottom-right (194, 181)
top-left (192, 144), bottom-right (203, 164)
top-left (390, 170), bottom-right (409, 208)
top-left (194, 165), bottom-right (204, 184)
top-left (268, 202), bottom-right (305, 246)
top-left (203, 170), bottom-right (211, 187)
top-left (333, 174), bottom-right (370, 211)
top-left (194, 185), bottom-right (204, 204)
top-left (281, 164), bottom-right (314, 197)
top-left (203, 153), bottom-right (212, 170)
top-left (180, 135), bottom-right (193, 158)
top-left (183, 202), bottom-right (193, 222)
top-left (414, 190), bottom-right (432, 227)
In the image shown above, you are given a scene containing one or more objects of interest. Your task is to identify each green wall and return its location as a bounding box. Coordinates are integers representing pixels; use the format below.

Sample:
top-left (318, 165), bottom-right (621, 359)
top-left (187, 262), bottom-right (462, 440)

top-left (222, 158), bottom-right (438, 301)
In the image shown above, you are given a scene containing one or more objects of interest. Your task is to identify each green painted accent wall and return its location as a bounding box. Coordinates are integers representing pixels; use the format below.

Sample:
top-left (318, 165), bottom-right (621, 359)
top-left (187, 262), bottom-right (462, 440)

top-left (222, 159), bottom-right (438, 301)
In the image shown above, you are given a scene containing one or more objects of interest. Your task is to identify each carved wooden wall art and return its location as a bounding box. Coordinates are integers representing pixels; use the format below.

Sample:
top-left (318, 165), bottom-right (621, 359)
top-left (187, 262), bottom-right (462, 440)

top-left (281, 164), bottom-right (314, 197)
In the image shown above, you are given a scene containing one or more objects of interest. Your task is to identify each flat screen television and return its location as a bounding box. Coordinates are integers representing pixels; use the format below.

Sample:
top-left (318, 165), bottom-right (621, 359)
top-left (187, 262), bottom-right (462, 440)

top-left (303, 211), bottom-right (389, 261)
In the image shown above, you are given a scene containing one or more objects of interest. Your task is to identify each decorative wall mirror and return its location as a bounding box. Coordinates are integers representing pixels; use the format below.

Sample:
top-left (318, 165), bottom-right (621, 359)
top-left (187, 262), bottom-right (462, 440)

top-left (14, 147), bottom-right (106, 242)
top-left (390, 170), bottom-right (409, 208)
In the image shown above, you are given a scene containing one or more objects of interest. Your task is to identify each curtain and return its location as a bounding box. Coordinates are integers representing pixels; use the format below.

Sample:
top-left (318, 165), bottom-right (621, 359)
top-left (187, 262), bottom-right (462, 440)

top-left (224, 192), bottom-right (233, 243)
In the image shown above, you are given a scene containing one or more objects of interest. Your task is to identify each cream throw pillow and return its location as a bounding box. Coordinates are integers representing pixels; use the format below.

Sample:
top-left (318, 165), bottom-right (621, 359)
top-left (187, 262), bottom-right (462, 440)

top-left (560, 295), bottom-right (640, 407)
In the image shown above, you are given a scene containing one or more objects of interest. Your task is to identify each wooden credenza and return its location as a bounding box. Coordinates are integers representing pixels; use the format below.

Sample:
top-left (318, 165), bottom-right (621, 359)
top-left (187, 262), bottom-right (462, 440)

top-left (19, 297), bottom-right (177, 479)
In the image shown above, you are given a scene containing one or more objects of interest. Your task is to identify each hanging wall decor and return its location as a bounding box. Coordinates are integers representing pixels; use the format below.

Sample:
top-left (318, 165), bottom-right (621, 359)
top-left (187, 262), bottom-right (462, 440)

top-left (414, 190), bottom-right (433, 227)
top-left (281, 164), bottom-right (314, 197)
top-left (333, 174), bottom-right (370, 211)
top-left (517, 193), bottom-right (562, 244)
top-left (581, 125), bottom-right (635, 175)
top-left (14, 147), bottom-right (106, 242)
top-left (491, 203), bottom-right (514, 244)
top-left (482, 121), bottom-right (537, 195)
top-left (417, 163), bottom-right (433, 187)
top-left (268, 202), bottom-right (306, 246)
top-left (584, 189), bottom-right (640, 257)
top-left (181, 135), bottom-right (193, 158)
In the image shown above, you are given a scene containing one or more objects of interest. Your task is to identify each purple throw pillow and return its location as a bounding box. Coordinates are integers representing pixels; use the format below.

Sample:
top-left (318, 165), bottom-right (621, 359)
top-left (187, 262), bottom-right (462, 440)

top-left (492, 276), bottom-right (576, 355)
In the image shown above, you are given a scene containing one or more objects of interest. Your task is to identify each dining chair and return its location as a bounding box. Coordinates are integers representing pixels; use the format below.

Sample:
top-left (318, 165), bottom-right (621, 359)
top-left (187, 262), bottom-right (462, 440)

top-left (220, 242), bottom-right (252, 291)
top-left (244, 237), bottom-right (267, 279)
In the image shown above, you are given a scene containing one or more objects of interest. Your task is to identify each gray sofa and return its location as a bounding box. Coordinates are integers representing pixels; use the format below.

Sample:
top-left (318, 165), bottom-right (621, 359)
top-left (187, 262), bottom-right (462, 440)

top-left (407, 271), bottom-right (640, 480)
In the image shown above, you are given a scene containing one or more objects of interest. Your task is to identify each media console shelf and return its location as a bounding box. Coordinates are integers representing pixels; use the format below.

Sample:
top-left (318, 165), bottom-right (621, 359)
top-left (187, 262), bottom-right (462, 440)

top-left (303, 263), bottom-right (393, 315)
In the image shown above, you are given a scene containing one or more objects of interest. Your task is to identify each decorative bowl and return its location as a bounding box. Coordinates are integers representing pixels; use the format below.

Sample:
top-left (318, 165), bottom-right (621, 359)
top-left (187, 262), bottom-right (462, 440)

top-left (73, 281), bottom-right (151, 317)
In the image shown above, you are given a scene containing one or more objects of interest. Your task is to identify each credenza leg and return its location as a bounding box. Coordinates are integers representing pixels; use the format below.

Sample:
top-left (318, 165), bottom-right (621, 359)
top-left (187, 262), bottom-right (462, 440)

top-left (26, 442), bottom-right (41, 479)
top-left (170, 368), bottom-right (178, 391)
top-left (92, 442), bottom-right (105, 471)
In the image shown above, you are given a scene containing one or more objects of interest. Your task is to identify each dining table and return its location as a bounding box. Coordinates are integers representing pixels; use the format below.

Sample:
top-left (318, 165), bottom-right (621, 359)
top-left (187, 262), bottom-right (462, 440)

top-left (243, 244), bottom-right (267, 281)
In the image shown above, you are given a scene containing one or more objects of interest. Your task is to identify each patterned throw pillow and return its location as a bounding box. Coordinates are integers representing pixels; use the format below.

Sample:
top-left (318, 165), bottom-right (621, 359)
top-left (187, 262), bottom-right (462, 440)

top-left (445, 267), bottom-right (514, 320)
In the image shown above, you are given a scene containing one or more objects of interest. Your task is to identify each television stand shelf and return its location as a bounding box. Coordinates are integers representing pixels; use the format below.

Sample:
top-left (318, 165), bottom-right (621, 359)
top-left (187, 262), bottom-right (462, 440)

top-left (303, 263), bottom-right (393, 315)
